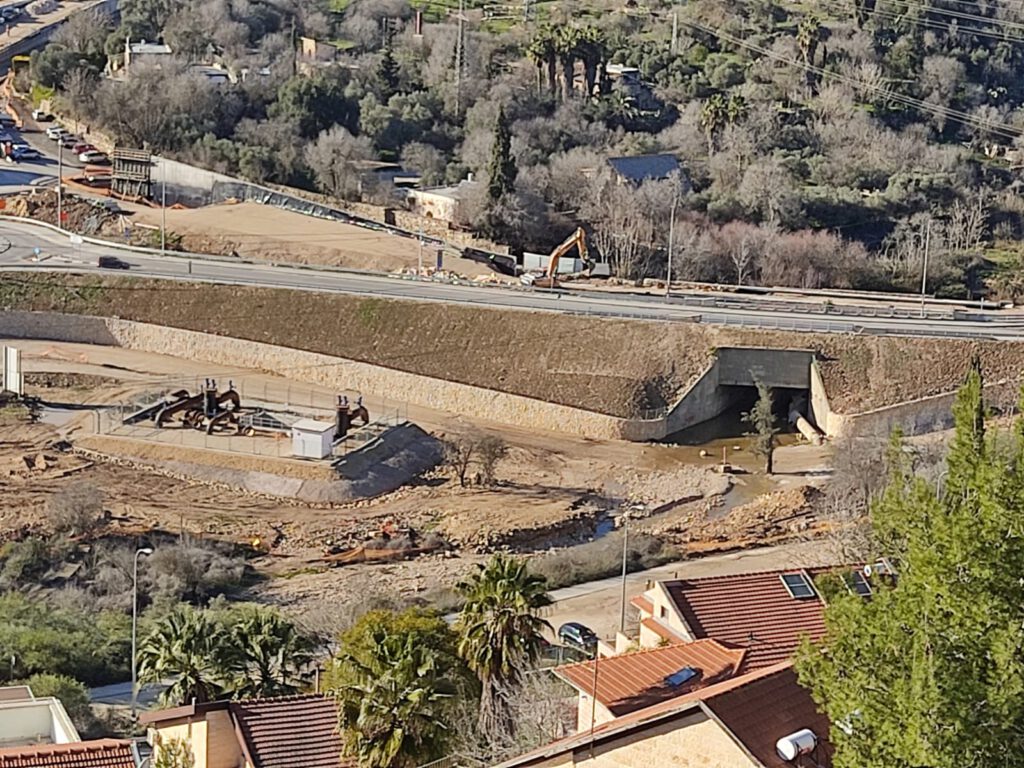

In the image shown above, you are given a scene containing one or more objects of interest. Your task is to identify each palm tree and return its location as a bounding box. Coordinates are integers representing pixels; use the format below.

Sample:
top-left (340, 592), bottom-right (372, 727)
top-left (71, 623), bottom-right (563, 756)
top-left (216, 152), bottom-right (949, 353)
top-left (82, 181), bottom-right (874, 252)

top-left (526, 26), bottom-right (558, 96)
top-left (796, 14), bottom-right (826, 87)
top-left (335, 632), bottom-right (456, 768)
top-left (700, 93), bottom-right (729, 154)
top-left (225, 606), bottom-right (315, 699)
top-left (456, 554), bottom-right (552, 734)
top-left (138, 607), bottom-right (231, 705)
top-left (554, 26), bottom-right (583, 102)
top-left (577, 26), bottom-right (608, 98)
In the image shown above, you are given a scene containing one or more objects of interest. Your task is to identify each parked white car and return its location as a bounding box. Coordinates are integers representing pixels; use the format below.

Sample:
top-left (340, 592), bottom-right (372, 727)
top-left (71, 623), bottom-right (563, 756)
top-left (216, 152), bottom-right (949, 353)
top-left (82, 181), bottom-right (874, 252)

top-left (79, 150), bottom-right (108, 164)
top-left (44, 125), bottom-right (67, 140)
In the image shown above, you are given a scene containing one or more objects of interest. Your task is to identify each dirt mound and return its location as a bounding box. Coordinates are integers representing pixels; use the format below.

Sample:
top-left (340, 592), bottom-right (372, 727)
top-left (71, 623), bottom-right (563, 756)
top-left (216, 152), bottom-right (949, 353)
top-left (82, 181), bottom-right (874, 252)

top-left (669, 485), bottom-right (827, 553)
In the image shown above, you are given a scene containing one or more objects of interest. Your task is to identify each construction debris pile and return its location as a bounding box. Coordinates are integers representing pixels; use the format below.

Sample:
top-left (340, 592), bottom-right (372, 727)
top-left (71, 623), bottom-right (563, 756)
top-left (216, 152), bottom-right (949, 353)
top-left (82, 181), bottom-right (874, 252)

top-left (0, 434), bottom-right (91, 485)
top-left (390, 265), bottom-right (513, 284)
top-left (321, 523), bottom-right (447, 567)
top-left (4, 191), bottom-right (120, 234)
top-left (667, 485), bottom-right (826, 553)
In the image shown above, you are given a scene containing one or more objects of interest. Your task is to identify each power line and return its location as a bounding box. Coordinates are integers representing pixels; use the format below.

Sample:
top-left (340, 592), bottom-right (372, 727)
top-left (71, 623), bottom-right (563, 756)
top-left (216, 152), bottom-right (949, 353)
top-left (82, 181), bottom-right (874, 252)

top-left (680, 16), bottom-right (1022, 140)
top-left (811, 0), bottom-right (1024, 49)
top-left (874, 0), bottom-right (1024, 34)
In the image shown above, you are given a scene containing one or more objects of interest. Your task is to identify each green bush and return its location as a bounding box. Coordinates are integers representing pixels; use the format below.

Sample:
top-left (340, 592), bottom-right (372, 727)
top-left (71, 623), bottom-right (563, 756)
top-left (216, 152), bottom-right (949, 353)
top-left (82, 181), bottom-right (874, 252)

top-left (0, 592), bottom-right (130, 686)
top-left (18, 673), bottom-right (97, 736)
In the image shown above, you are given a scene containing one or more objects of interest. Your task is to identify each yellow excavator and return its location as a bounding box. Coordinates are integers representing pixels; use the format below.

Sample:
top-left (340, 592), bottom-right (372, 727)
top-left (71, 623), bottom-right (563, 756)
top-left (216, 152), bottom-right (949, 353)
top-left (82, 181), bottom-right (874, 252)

top-left (521, 227), bottom-right (592, 288)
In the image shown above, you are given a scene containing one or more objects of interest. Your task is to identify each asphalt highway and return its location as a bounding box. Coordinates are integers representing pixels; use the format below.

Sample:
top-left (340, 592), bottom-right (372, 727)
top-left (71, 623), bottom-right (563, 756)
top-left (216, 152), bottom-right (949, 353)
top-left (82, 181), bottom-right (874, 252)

top-left (3, 218), bottom-right (1024, 340)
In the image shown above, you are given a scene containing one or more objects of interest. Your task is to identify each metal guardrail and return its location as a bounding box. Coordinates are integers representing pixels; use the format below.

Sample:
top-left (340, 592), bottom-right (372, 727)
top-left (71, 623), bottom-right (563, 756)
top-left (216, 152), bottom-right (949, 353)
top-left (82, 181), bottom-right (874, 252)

top-left (0, 215), bottom-right (1015, 343)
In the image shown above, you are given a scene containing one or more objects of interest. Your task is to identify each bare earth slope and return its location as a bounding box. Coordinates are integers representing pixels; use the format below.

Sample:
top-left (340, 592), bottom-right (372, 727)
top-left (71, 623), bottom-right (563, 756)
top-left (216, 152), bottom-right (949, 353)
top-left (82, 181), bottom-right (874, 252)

top-left (2, 274), bottom-right (1021, 415)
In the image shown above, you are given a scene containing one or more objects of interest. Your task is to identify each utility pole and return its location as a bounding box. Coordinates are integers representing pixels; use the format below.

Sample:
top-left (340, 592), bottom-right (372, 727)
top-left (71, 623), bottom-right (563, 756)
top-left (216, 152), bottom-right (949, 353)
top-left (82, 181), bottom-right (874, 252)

top-left (454, 0), bottom-right (465, 115)
top-left (920, 218), bottom-right (931, 318)
top-left (130, 546), bottom-right (153, 720)
top-left (666, 193), bottom-right (678, 298)
top-left (160, 180), bottom-right (167, 253)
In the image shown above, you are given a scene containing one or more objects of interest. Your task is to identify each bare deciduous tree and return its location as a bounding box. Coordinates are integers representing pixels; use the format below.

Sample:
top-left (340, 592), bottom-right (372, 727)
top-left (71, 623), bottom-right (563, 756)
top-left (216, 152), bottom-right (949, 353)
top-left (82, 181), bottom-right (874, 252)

top-left (477, 436), bottom-right (508, 486)
top-left (584, 173), bottom-right (655, 280)
top-left (47, 482), bottom-right (104, 535)
top-left (444, 433), bottom-right (477, 487)
top-left (304, 126), bottom-right (374, 201)
top-left (456, 670), bottom-right (576, 763)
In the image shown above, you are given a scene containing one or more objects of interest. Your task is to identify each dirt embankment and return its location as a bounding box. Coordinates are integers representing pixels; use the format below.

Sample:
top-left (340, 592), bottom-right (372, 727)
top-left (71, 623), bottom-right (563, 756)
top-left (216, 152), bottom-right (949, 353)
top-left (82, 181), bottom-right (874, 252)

top-left (3, 274), bottom-right (1023, 415)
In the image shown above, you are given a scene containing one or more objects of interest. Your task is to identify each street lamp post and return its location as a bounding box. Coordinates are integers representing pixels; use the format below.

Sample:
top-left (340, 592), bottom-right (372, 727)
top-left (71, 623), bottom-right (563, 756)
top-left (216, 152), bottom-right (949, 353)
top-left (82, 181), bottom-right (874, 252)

top-left (618, 513), bottom-right (629, 632)
top-left (131, 547), bottom-right (154, 720)
top-left (56, 143), bottom-right (62, 230)
top-left (665, 194), bottom-right (679, 299)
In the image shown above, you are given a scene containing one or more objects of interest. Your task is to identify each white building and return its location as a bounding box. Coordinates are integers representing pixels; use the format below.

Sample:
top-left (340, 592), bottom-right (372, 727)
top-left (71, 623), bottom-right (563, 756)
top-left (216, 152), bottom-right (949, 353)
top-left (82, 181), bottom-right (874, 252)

top-left (0, 685), bottom-right (80, 748)
top-left (406, 179), bottom-right (480, 224)
top-left (291, 419), bottom-right (335, 459)
top-left (119, 39), bottom-right (173, 75)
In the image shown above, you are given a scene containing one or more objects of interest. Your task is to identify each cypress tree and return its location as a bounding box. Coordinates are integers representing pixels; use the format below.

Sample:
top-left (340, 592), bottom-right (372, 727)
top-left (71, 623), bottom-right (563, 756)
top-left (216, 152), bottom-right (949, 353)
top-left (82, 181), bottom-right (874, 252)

top-left (378, 45), bottom-right (399, 99)
top-left (487, 105), bottom-right (517, 202)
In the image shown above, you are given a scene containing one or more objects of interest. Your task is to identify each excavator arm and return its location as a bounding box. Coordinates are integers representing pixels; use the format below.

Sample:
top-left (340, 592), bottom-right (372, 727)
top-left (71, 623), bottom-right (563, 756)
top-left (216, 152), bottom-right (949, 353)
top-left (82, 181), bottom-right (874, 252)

top-left (546, 227), bottom-right (589, 278)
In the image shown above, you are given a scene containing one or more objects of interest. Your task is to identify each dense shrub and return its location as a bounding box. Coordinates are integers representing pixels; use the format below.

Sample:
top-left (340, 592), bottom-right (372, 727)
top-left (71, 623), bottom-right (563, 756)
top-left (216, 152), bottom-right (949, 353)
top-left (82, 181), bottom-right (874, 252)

top-left (531, 531), bottom-right (676, 590)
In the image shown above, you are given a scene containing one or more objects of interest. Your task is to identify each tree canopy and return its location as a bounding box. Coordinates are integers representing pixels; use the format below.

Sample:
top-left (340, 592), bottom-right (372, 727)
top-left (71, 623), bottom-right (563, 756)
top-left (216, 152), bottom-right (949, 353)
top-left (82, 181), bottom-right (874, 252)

top-left (797, 364), bottom-right (1024, 766)
top-left (456, 554), bottom-right (552, 733)
top-left (329, 609), bottom-right (471, 768)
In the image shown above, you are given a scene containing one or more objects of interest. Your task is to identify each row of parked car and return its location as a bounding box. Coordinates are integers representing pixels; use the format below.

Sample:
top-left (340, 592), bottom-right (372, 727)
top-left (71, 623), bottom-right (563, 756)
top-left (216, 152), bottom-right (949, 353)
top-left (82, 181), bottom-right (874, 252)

top-left (42, 123), bottom-right (108, 164)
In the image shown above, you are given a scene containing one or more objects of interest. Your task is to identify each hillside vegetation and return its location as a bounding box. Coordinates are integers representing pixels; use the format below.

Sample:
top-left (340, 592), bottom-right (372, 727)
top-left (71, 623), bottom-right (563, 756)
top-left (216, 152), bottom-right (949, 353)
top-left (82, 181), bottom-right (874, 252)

top-left (26, 0), bottom-right (1024, 296)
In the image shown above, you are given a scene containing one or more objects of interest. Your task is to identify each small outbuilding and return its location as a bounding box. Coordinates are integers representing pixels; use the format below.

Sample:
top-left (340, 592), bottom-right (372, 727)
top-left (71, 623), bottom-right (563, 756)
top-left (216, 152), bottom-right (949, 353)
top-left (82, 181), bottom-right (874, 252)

top-left (291, 418), bottom-right (335, 459)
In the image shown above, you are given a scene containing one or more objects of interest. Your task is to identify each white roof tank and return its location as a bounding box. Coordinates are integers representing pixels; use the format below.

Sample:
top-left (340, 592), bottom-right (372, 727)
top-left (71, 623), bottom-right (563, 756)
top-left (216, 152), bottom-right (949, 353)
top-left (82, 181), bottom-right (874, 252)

top-left (775, 728), bottom-right (817, 761)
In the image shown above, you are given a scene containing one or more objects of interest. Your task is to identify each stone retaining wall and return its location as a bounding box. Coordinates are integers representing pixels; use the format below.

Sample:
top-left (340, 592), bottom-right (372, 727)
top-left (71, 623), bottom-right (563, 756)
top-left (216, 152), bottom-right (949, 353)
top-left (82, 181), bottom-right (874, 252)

top-left (2, 310), bottom-right (989, 442)
top-left (0, 311), bottom-right (662, 440)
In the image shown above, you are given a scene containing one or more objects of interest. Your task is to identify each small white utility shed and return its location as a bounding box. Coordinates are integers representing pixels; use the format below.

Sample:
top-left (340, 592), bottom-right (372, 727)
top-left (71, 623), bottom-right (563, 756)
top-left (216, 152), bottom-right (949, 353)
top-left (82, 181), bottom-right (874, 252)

top-left (291, 419), bottom-right (335, 459)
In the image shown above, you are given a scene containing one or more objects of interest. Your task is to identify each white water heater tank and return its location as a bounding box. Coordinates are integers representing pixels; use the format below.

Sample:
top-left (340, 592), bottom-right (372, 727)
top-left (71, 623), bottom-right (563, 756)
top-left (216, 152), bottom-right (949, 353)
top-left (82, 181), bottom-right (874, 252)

top-left (775, 728), bottom-right (817, 761)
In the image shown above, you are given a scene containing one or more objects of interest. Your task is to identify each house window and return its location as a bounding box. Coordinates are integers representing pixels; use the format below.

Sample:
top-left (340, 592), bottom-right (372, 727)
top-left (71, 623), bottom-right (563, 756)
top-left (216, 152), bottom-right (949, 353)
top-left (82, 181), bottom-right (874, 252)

top-left (658, 605), bottom-right (667, 619)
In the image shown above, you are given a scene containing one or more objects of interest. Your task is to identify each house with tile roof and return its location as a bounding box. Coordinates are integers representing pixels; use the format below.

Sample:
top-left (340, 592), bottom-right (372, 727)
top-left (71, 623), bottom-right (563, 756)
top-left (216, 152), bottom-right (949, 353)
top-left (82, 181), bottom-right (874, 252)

top-left (0, 739), bottom-right (137, 768)
top-left (497, 663), bottom-right (832, 768)
top-left (630, 568), bottom-right (843, 671)
top-left (140, 694), bottom-right (345, 768)
top-left (554, 639), bottom-right (745, 730)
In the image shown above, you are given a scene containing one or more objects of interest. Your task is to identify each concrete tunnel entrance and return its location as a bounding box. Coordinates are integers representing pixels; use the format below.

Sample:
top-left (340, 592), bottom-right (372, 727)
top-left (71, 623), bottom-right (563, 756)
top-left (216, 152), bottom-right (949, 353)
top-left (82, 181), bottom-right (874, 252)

top-left (660, 348), bottom-right (823, 445)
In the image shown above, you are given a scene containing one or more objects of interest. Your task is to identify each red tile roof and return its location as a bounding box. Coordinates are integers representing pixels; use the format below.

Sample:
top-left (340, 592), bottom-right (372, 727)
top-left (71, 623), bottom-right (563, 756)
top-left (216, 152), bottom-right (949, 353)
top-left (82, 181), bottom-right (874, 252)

top-left (555, 639), bottom-right (745, 716)
top-left (0, 740), bottom-right (135, 768)
top-left (707, 664), bottom-right (833, 768)
top-left (662, 569), bottom-right (829, 670)
top-left (229, 694), bottom-right (345, 768)
top-left (499, 663), bottom-right (830, 768)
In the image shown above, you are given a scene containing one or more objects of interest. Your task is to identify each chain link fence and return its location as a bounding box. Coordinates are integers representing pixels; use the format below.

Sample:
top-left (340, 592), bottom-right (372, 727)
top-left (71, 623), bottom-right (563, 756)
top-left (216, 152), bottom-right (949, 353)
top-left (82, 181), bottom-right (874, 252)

top-left (98, 378), bottom-right (410, 461)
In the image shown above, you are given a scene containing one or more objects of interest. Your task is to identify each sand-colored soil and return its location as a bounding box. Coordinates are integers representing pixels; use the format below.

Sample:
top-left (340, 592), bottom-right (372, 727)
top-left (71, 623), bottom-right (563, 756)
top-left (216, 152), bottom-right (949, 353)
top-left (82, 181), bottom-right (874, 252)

top-left (121, 201), bottom-right (503, 278)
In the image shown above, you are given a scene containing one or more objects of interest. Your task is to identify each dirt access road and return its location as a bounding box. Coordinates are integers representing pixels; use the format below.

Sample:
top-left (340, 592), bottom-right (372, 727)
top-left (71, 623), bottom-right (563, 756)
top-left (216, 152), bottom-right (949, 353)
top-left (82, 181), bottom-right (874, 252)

top-left (120, 201), bottom-right (505, 278)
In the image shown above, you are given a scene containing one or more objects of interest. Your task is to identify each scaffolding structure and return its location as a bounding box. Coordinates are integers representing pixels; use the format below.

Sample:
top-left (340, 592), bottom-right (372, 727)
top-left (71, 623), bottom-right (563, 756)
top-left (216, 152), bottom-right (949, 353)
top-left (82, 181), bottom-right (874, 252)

top-left (111, 148), bottom-right (152, 198)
